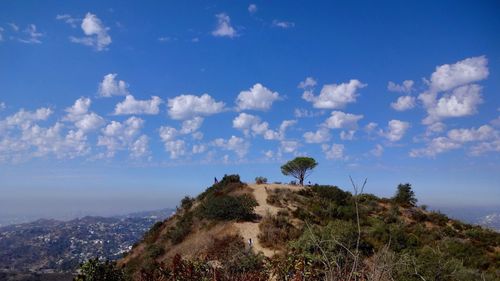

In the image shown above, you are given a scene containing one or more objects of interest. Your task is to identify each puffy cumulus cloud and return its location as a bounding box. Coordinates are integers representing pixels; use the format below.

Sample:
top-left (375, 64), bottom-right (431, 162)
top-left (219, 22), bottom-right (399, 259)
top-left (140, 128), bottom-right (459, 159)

top-left (321, 143), bottom-right (345, 160)
top-left (410, 124), bottom-right (499, 157)
top-left (64, 97), bottom-right (104, 132)
top-left (114, 95), bottom-right (163, 115)
top-left (232, 113), bottom-right (295, 141)
top-left (323, 111), bottom-right (363, 130)
top-left (303, 128), bottom-right (330, 144)
top-left (364, 122), bottom-right (378, 133)
top-left (272, 20), bottom-right (295, 29)
top-left (236, 83), bottom-right (280, 111)
top-left (163, 139), bottom-right (186, 159)
top-left (0, 108), bottom-right (91, 162)
top-left (280, 140), bottom-right (299, 154)
top-left (180, 117), bottom-right (204, 134)
top-left (391, 96), bottom-right (416, 111)
top-left (212, 13), bottom-right (237, 38)
top-left (371, 144), bottom-right (384, 157)
top-left (303, 79), bottom-right (366, 109)
top-left (130, 135), bottom-right (150, 158)
top-left (167, 94), bottom-right (225, 120)
top-left (429, 56), bottom-right (488, 93)
top-left (379, 120), bottom-right (410, 142)
top-left (18, 24), bottom-right (43, 44)
top-left (98, 73), bottom-right (129, 97)
top-left (298, 77), bottom-right (317, 89)
top-left (387, 80), bottom-right (414, 93)
top-left (97, 117), bottom-right (146, 158)
top-left (213, 136), bottom-right (249, 157)
top-left (70, 13), bottom-right (111, 51)
top-left (419, 56), bottom-right (488, 124)
top-left (192, 144), bottom-right (207, 154)
top-left (159, 126), bottom-right (178, 142)
top-left (294, 108), bottom-right (324, 118)
top-left (248, 4), bottom-right (257, 14)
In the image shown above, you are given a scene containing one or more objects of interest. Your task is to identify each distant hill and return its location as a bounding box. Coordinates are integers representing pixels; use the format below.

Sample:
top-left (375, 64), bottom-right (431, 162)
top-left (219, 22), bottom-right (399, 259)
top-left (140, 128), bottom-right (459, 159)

top-left (119, 175), bottom-right (500, 281)
top-left (0, 208), bottom-right (174, 274)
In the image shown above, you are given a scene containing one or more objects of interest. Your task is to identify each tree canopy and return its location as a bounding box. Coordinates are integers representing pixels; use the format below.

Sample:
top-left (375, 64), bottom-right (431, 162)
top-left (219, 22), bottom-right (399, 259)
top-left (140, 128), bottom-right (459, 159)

top-left (281, 157), bottom-right (318, 185)
top-left (392, 183), bottom-right (417, 206)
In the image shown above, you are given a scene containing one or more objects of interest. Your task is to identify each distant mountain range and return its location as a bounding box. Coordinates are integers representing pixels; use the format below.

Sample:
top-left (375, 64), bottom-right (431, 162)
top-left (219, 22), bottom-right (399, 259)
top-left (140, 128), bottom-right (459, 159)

top-left (0, 208), bottom-right (175, 274)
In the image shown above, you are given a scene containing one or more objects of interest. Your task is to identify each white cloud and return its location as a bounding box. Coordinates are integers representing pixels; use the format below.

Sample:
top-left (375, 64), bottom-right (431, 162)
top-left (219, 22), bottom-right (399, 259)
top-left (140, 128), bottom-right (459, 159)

top-left (4, 108), bottom-right (52, 128)
top-left (391, 95), bottom-right (416, 111)
top-left (233, 113), bottom-right (267, 136)
top-left (387, 80), bottom-right (414, 93)
top-left (64, 97), bottom-right (105, 132)
top-left (180, 117), bottom-right (204, 134)
top-left (167, 94), bottom-right (225, 120)
top-left (419, 56), bottom-right (488, 124)
top-left (98, 73), bottom-right (129, 97)
top-left (371, 144), bottom-right (384, 157)
top-left (248, 4), bottom-right (258, 14)
top-left (0, 102), bottom-right (6, 111)
top-left (490, 117), bottom-right (500, 128)
top-left (340, 130), bottom-right (356, 140)
top-left (280, 140), bottom-right (299, 154)
top-left (163, 140), bottom-right (186, 159)
top-left (212, 13), bottom-right (237, 38)
top-left (272, 20), bottom-right (295, 29)
top-left (298, 77), bottom-right (317, 89)
top-left (447, 125), bottom-right (496, 143)
top-left (470, 140), bottom-right (500, 156)
top-left (159, 126), bottom-right (178, 142)
top-left (410, 137), bottom-right (461, 157)
top-left (322, 143), bottom-right (345, 160)
top-left (380, 120), bottom-right (410, 142)
top-left (70, 13), bottom-right (111, 51)
top-left (364, 122), bottom-right (378, 133)
top-left (130, 135), bottom-right (150, 158)
top-left (8, 23), bottom-right (19, 32)
top-left (303, 128), bottom-right (330, 143)
top-left (97, 117), bottom-right (145, 157)
top-left (114, 95), bottom-right (163, 115)
top-left (56, 14), bottom-right (80, 28)
top-left (323, 111), bottom-right (363, 130)
top-left (236, 83), bottom-right (280, 111)
top-left (294, 108), bottom-right (324, 118)
top-left (18, 24), bottom-right (43, 44)
top-left (192, 144), bottom-right (207, 154)
top-left (303, 79), bottom-right (366, 109)
top-left (213, 136), bottom-right (249, 157)
top-left (0, 27), bottom-right (4, 41)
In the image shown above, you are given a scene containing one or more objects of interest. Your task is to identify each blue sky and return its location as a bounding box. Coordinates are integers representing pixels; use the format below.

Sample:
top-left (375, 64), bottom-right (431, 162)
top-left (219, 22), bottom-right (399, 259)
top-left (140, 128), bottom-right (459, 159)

top-left (1, 1), bottom-right (499, 219)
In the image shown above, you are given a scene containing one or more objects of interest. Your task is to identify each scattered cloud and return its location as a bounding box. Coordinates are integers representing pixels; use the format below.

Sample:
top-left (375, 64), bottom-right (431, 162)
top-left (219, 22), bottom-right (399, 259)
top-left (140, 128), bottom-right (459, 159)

top-left (323, 111), bottom-right (363, 130)
top-left (298, 77), bottom-right (317, 89)
top-left (248, 4), bottom-right (258, 14)
top-left (0, 102), bottom-right (5, 111)
top-left (236, 83), bottom-right (280, 111)
top-left (419, 56), bottom-right (488, 124)
top-left (64, 97), bottom-right (105, 132)
top-left (387, 80), bottom-right (414, 93)
top-left (322, 143), bottom-right (345, 160)
top-left (212, 13), bottom-right (237, 38)
top-left (180, 117), bottom-right (204, 134)
top-left (167, 94), bottom-right (225, 120)
top-left (213, 136), bottom-right (249, 157)
top-left (97, 117), bottom-right (146, 158)
top-left (294, 108), bottom-right (324, 118)
top-left (8, 23), bottom-right (19, 32)
top-left (70, 13), bottom-right (111, 51)
top-left (98, 73), bottom-right (130, 97)
top-left (303, 79), bottom-right (366, 109)
top-left (380, 120), bottom-right (410, 142)
top-left (303, 128), bottom-right (330, 143)
top-left (272, 20), bottom-right (295, 29)
top-left (56, 14), bottom-right (80, 28)
top-left (371, 144), bottom-right (384, 157)
top-left (18, 24), bottom-right (43, 44)
top-left (340, 130), bottom-right (356, 140)
top-left (391, 95), bottom-right (416, 111)
top-left (280, 140), bottom-right (300, 154)
top-left (114, 95), bottom-right (163, 115)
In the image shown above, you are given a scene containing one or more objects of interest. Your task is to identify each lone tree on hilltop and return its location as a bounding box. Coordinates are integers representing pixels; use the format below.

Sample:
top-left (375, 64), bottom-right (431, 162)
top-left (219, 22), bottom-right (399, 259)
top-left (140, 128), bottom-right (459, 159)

top-left (281, 157), bottom-right (318, 186)
top-left (392, 183), bottom-right (417, 206)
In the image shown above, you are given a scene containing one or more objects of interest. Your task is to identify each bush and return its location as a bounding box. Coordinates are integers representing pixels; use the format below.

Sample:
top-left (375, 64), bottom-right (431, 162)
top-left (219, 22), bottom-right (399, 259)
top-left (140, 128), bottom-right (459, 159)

top-left (310, 185), bottom-right (352, 205)
top-left (180, 196), bottom-right (195, 211)
top-left (143, 221), bottom-right (163, 244)
top-left (165, 212), bottom-right (193, 244)
top-left (255, 176), bottom-right (267, 184)
top-left (427, 211), bottom-right (448, 226)
top-left (75, 258), bottom-right (126, 281)
top-left (198, 174), bottom-right (244, 200)
top-left (258, 212), bottom-right (299, 249)
top-left (199, 194), bottom-right (258, 221)
top-left (146, 244), bottom-right (165, 259)
top-left (392, 183), bottom-right (417, 206)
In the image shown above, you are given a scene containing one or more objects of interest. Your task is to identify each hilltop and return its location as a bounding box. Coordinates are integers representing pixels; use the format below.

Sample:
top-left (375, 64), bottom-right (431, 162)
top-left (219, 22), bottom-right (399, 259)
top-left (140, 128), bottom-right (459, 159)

top-left (115, 175), bottom-right (499, 281)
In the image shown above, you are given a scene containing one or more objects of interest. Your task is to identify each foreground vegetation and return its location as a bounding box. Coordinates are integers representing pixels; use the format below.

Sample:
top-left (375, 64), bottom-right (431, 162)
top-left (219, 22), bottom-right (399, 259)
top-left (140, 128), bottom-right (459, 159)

top-left (76, 167), bottom-right (499, 280)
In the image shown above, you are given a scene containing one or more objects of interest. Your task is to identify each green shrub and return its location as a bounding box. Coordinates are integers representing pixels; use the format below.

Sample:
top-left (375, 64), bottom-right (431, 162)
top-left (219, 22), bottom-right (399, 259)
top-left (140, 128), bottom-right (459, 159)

top-left (198, 174), bottom-right (244, 200)
top-left (165, 212), bottom-right (193, 244)
top-left (75, 258), bottom-right (126, 281)
top-left (310, 185), bottom-right (352, 205)
top-left (428, 211), bottom-right (449, 226)
top-left (199, 194), bottom-right (258, 221)
top-left (180, 196), bottom-right (195, 211)
top-left (392, 183), bottom-right (417, 206)
top-left (146, 244), bottom-right (165, 259)
top-left (255, 176), bottom-right (267, 184)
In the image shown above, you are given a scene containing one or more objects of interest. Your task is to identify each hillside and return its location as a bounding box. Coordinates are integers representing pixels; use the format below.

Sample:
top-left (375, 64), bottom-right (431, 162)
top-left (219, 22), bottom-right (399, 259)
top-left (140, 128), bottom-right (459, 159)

top-left (116, 175), bottom-right (500, 281)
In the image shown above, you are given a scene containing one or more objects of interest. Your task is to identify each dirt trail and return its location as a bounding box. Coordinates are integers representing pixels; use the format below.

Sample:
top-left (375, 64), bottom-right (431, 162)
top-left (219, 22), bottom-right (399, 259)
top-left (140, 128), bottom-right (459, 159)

top-left (234, 183), bottom-right (303, 257)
